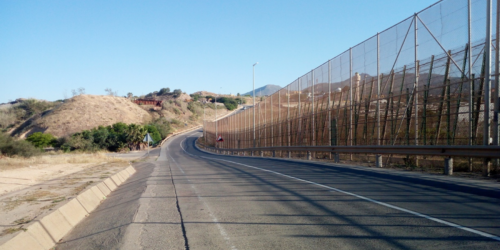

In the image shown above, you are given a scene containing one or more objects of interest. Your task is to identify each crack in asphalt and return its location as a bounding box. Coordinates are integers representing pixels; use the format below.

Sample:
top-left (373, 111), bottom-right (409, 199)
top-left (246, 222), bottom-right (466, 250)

top-left (167, 160), bottom-right (190, 250)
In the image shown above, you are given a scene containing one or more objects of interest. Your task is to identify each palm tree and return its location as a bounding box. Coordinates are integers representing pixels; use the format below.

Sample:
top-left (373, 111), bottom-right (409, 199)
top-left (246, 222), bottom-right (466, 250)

top-left (126, 124), bottom-right (146, 150)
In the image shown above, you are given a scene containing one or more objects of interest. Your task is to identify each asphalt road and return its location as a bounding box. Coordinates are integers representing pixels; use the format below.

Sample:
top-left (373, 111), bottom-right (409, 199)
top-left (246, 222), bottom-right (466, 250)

top-left (57, 130), bottom-right (500, 249)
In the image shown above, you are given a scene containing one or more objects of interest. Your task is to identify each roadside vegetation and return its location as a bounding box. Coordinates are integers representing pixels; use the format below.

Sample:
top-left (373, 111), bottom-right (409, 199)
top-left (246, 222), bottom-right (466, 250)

top-left (60, 119), bottom-right (172, 153)
top-left (1, 118), bottom-right (174, 158)
top-left (0, 133), bottom-right (41, 158)
top-left (205, 96), bottom-right (245, 110)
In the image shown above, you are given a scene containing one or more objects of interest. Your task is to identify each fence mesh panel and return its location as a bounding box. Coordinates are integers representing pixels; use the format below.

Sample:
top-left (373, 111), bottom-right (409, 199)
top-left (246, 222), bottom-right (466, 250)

top-left (204, 0), bottom-right (499, 166)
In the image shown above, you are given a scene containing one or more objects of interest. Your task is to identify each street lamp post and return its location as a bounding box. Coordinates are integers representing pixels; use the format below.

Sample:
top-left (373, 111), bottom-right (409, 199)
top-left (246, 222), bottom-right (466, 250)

top-left (253, 62), bottom-right (258, 148)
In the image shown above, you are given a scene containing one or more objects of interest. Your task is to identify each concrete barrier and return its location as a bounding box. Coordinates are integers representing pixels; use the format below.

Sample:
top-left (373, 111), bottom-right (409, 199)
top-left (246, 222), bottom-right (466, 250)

top-left (124, 166), bottom-right (135, 175)
top-left (25, 222), bottom-right (55, 250)
top-left (90, 186), bottom-right (106, 201)
top-left (111, 173), bottom-right (123, 186)
top-left (127, 166), bottom-right (137, 175)
top-left (58, 199), bottom-right (88, 227)
top-left (0, 226), bottom-right (46, 250)
top-left (103, 177), bottom-right (117, 191)
top-left (118, 170), bottom-right (129, 180)
top-left (40, 210), bottom-right (73, 243)
top-left (96, 182), bottom-right (112, 196)
top-left (76, 188), bottom-right (102, 213)
top-left (114, 172), bottom-right (125, 183)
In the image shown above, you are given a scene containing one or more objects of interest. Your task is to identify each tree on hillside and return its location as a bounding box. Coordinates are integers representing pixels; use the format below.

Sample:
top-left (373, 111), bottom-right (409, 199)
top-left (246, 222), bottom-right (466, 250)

top-left (72, 88), bottom-right (85, 96)
top-left (173, 89), bottom-right (182, 97)
top-left (127, 92), bottom-right (133, 99)
top-left (105, 88), bottom-right (118, 96)
top-left (190, 94), bottom-right (201, 101)
top-left (158, 88), bottom-right (170, 95)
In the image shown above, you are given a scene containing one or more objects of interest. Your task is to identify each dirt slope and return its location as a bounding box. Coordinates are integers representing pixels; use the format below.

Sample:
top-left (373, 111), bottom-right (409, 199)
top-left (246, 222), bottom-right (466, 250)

top-left (24, 95), bottom-right (151, 138)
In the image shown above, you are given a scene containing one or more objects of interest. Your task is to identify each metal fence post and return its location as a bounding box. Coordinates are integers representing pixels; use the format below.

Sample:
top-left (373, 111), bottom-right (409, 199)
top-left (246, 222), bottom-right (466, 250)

top-left (279, 89), bottom-right (281, 148)
top-left (349, 47), bottom-right (353, 161)
top-left (258, 103), bottom-right (261, 148)
top-left (296, 78), bottom-right (302, 145)
top-left (414, 14), bottom-right (419, 168)
top-left (468, 0), bottom-right (474, 172)
top-left (328, 60), bottom-right (332, 160)
top-left (483, 0), bottom-right (492, 176)
top-left (493, 0), bottom-right (500, 171)
top-left (264, 97), bottom-right (266, 147)
top-left (271, 94), bottom-right (273, 147)
top-left (288, 85), bottom-right (291, 157)
top-left (312, 70), bottom-right (315, 159)
top-left (376, 32), bottom-right (383, 168)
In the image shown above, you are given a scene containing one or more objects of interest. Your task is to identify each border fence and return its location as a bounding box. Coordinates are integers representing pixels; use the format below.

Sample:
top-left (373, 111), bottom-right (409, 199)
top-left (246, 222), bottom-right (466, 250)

top-left (202, 0), bottom-right (500, 176)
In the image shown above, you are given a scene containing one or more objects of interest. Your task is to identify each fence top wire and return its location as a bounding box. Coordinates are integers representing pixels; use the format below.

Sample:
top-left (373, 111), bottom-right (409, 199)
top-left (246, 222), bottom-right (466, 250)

top-left (277, 0), bottom-right (485, 104)
top-left (215, 0), bottom-right (494, 141)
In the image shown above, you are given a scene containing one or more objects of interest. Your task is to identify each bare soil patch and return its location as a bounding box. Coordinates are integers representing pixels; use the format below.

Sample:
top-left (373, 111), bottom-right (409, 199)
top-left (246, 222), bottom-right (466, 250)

top-left (0, 153), bottom-right (130, 244)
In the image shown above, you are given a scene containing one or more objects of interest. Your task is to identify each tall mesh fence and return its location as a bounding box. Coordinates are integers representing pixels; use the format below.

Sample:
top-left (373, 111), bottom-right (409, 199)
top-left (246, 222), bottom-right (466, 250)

top-left (205, 0), bottom-right (499, 157)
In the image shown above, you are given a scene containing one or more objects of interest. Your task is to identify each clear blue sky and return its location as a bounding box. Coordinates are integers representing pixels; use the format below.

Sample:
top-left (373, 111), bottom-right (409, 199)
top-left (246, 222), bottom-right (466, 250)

top-left (0, 0), bottom-right (439, 103)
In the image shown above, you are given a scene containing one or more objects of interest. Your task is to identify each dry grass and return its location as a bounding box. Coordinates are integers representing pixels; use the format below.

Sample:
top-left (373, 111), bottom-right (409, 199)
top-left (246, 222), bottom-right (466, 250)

top-left (25, 95), bottom-right (152, 138)
top-left (3, 190), bottom-right (56, 211)
top-left (0, 152), bottom-right (126, 170)
top-left (13, 216), bottom-right (32, 225)
top-left (1, 227), bottom-right (26, 236)
top-left (72, 181), bottom-right (94, 195)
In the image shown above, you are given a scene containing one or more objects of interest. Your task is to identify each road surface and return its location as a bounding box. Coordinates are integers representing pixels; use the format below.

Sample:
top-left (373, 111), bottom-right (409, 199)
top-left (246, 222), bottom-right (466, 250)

top-left (57, 130), bottom-right (500, 249)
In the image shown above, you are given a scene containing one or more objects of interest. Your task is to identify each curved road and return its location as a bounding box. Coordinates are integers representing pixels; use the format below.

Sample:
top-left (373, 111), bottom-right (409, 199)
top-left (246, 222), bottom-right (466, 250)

top-left (57, 130), bottom-right (500, 249)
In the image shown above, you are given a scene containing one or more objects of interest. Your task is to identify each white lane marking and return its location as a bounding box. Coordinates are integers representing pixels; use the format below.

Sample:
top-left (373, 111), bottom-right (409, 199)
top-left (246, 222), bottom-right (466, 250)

top-left (178, 137), bottom-right (500, 242)
top-left (172, 136), bottom-right (237, 250)
top-left (169, 157), bottom-right (185, 174)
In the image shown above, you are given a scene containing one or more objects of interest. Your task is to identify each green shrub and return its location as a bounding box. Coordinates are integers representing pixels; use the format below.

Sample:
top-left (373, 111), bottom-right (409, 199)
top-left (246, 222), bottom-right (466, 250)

top-left (235, 97), bottom-right (246, 104)
top-left (217, 97), bottom-right (238, 110)
top-left (171, 119), bottom-right (182, 126)
top-left (150, 118), bottom-right (172, 139)
top-left (62, 120), bottom-right (175, 152)
top-left (0, 133), bottom-right (41, 158)
top-left (187, 102), bottom-right (203, 116)
top-left (190, 94), bottom-right (201, 101)
top-left (0, 110), bottom-right (17, 129)
top-left (17, 99), bottom-right (56, 118)
top-left (64, 133), bottom-right (97, 152)
top-left (173, 89), bottom-right (182, 97)
top-left (26, 132), bottom-right (58, 148)
top-left (158, 88), bottom-right (170, 95)
top-left (145, 125), bottom-right (162, 142)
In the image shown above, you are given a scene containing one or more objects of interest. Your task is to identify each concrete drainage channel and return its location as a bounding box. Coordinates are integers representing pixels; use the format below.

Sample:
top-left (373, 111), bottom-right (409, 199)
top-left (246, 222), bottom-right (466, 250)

top-left (0, 165), bottom-right (137, 250)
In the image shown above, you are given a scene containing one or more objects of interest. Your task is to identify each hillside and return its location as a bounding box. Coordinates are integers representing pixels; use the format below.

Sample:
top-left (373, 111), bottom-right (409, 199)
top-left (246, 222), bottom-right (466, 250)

top-left (11, 95), bottom-right (152, 138)
top-left (243, 84), bottom-right (282, 97)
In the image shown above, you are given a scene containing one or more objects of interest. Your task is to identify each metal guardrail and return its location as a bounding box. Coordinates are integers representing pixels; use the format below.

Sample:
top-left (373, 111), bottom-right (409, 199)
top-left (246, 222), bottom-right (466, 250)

top-left (202, 145), bottom-right (500, 159)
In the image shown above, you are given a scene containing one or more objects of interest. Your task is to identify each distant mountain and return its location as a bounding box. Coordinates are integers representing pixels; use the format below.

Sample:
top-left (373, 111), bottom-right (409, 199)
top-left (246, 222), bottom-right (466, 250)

top-left (242, 84), bottom-right (282, 97)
